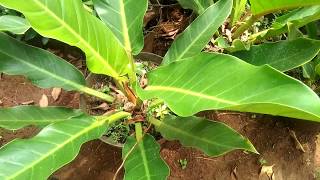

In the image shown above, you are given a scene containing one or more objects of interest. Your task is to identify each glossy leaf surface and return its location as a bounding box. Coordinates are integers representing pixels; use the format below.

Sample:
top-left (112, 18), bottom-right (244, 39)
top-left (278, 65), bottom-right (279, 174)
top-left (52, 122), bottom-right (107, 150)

top-left (0, 15), bottom-right (30, 34)
top-left (0, 33), bottom-right (113, 101)
top-left (123, 134), bottom-right (169, 180)
top-left (249, 0), bottom-right (320, 15)
top-left (176, 0), bottom-right (213, 14)
top-left (150, 116), bottom-right (257, 156)
top-left (0, 33), bottom-right (85, 90)
top-left (273, 6), bottom-right (320, 29)
top-left (0, 106), bottom-right (83, 130)
top-left (0, 0), bottom-right (130, 78)
top-left (162, 0), bottom-right (232, 65)
top-left (0, 115), bottom-right (107, 179)
top-left (137, 53), bottom-right (320, 122)
top-left (302, 62), bottom-right (316, 79)
top-left (93, 0), bottom-right (147, 55)
top-left (233, 38), bottom-right (320, 72)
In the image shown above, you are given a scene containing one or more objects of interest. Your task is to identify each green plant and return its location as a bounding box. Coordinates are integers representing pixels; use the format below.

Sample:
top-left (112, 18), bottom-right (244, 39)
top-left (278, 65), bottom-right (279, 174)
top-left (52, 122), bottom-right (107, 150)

top-left (0, 0), bottom-right (320, 179)
top-left (105, 121), bottom-right (130, 144)
top-left (315, 168), bottom-right (320, 180)
top-left (178, 158), bottom-right (188, 170)
top-left (258, 157), bottom-right (268, 166)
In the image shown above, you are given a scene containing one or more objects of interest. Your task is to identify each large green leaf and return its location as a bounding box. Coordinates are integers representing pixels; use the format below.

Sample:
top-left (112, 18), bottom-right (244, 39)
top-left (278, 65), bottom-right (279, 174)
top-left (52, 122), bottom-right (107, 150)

top-left (0, 33), bottom-right (85, 90)
top-left (302, 62), bottom-right (316, 79)
top-left (93, 0), bottom-right (147, 55)
top-left (0, 33), bottom-right (113, 102)
top-left (162, 0), bottom-right (232, 65)
top-left (249, 0), bottom-right (320, 16)
top-left (137, 53), bottom-right (320, 122)
top-left (0, 106), bottom-right (83, 130)
top-left (273, 6), bottom-right (320, 29)
top-left (0, 112), bottom-right (130, 179)
top-left (122, 134), bottom-right (169, 180)
top-left (250, 6), bottom-right (320, 41)
top-left (0, 15), bottom-right (30, 34)
top-left (0, 0), bottom-right (130, 78)
top-left (150, 116), bottom-right (257, 156)
top-left (176, 0), bottom-right (213, 14)
top-left (0, 115), bottom-right (104, 180)
top-left (233, 38), bottom-right (320, 72)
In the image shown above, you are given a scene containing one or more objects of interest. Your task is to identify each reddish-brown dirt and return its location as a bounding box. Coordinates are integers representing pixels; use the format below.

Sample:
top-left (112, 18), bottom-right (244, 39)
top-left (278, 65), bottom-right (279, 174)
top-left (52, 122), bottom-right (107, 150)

top-left (0, 75), bottom-right (79, 145)
top-left (1, 75), bottom-right (320, 180)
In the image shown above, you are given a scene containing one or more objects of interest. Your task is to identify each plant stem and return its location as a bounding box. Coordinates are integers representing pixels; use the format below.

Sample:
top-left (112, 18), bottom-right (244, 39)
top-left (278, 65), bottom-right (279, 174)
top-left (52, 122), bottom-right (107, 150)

top-left (148, 99), bottom-right (165, 111)
top-left (113, 77), bottom-right (126, 94)
top-left (148, 117), bottom-right (161, 127)
top-left (81, 86), bottom-right (114, 102)
top-left (232, 15), bottom-right (260, 39)
top-left (135, 123), bottom-right (143, 141)
top-left (108, 111), bottom-right (131, 124)
top-left (96, 111), bottom-right (131, 124)
top-left (128, 54), bottom-right (137, 83)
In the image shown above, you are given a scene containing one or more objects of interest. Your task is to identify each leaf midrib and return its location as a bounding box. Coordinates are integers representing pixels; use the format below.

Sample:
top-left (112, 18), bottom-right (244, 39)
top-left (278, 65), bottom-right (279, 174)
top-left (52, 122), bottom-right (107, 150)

top-left (145, 85), bottom-right (320, 120)
top-left (0, 48), bottom-right (85, 91)
top-left (7, 118), bottom-right (105, 179)
top-left (138, 140), bottom-right (151, 180)
top-left (194, 0), bottom-right (205, 14)
top-left (31, 0), bottom-right (119, 77)
top-left (119, 0), bottom-right (131, 52)
top-left (145, 85), bottom-right (239, 105)
top-left (157, 119), bottom-right (236, 149)
top-left (172, 0), bottom-right (230, 62)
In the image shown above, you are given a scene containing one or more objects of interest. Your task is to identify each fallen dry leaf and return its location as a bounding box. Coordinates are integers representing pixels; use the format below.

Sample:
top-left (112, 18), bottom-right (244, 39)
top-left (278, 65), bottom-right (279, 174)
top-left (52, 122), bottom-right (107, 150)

top-left (170, 8), bottom-right (184, 22)
top-left (0, 100), bottom-right (3, 106)
top-left (144, 10), bottom-right (157, 26)
top-left (124, 102), bottom-right (135, 112)
top-left (92, 103), bottom-right (109, 111)
top-left (39, 94), bottom-right (49, 107)
top-left (124, 83), bottom-right (137, 105)
top-left (21, 100), bottom-right (34, 105)
top-left (160, 22), bottom-right (180, 39)
top-left (231, 166), bottom-right (238, 180)
top-left (260, 165), bottom-right (275, 180)
top-left (51, 88), bottom-right (62, 101)
top-left (103, 110), bottom-right (116, 116)
top-left (289, 130), bottom-right (306, 153)
top-left (114, 92), bottom-right (128, 104)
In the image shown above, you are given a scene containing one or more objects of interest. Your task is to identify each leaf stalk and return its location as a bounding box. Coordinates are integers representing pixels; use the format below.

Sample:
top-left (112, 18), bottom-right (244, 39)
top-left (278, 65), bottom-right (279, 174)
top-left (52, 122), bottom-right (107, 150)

top-left (232, 15), bottom-right (261, 39)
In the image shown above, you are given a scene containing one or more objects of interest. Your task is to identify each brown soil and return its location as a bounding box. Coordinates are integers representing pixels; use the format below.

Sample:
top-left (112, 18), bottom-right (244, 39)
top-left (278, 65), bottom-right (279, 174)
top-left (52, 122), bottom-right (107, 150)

top-left (1, 75), bottom-right (320, 180)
